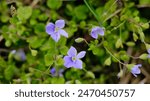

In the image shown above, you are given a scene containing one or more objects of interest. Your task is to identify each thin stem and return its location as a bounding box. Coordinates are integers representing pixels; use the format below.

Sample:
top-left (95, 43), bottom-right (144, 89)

top-left (0, 48), bottom-right (10, 53)
top-left (127, 54), bottom-right (139, 59)
top-left (83, 0), bottom-right (102, 26)
top-left (33, 68), bottom-right (52, 77)
top-left (84, 39), bottom-right (89, 45)
top-left (83, 68), bottom-right (88, 72)
top-left (102, 0), bottom-right (119, 17)
top-left (111, 21), bottom-right (126, 31)
top-left (104, 46), bottom-right (126, 66)
top-left (103, 9), bottom-right (122, 23)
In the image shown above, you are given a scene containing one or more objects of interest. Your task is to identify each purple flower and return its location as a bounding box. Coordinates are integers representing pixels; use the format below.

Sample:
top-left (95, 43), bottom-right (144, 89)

top-left (46, 20), bottom-right (68, 42)
top-left (131, 64), bottom-right (142, 77)
top-left (12, 49), bottom-right (26, 61)
top-left (90, 26), bottom-right (104, 39)
top-left (50, 67), bottom-right (64, 77)
top-left (63, 46), bottom-right (86, 69)
top-left (147, 49), bottom-right (150, 58)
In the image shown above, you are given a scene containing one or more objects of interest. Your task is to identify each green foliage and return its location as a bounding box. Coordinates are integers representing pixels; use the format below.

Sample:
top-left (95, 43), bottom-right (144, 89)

top-left (74, 5), bottom-right (89, 20)
top-left (0, 0), bottom-right (150, 84)
top-left (17, 6), bottom-right (32, 21)
top-left (47, 0), bottom-right (62, 10)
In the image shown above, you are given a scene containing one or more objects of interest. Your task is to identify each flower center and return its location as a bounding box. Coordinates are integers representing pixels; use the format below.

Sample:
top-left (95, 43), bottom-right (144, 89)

top-left (72, 57), bottom-right (76, 62)
top-left (55, 27), bottom-right (59, 32)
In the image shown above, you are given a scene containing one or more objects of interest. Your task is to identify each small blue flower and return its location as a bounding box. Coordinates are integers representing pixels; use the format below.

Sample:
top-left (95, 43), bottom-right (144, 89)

top-left (50, 68), bottom-right (56, 76)
top-left (46, 19), bottom-right (68, 42)
top-left (131, 64), bottom-right (142, 77)
top-left (63, 46), bottom-right (86, 69)
top-left (12, 49), bottom-right (26, 61)
top-left (50, 67), bottom-right (64, 77)
top-left (147, 49), bottom-right (150, 58)
top-left (90, 26), bottom-right (104, 39)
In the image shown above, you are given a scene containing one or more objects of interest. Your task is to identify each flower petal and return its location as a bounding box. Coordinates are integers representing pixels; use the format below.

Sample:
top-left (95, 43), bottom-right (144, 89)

top-left (77, 51), bottom-right (86, 59)
top-left (46, 23), bottom-right (55, 35)
top-left (136, 64), bottom-right (142, 67)
top-left (97, 27), bottom-right (104, 36)
top-left (50, 67), bottom-right (56, 76)
top-left (58, 29), bottom-right (68, 37)
top-left (67, 46), bottom-right (77, 57)
top-left (55, 20), bottom-right (65, 28)
top-left (148, 49), bottom-right (150, 54)
top-left (131, 64), bottom-right (142, 77)
top-left (63, 56), bottom-right (73, 68)
top-left (90, 27), bottom-right (104, 39)
top-left (91, 28), bottom-right (98, 39)
top-left (59, 69), bottom-right (64, 77)
top-left (73, 59), bottom-right (82, 69)
top-left (51, 32), bottom-right (60, 42)
top-left (148, 54), bottom-right (150, 58)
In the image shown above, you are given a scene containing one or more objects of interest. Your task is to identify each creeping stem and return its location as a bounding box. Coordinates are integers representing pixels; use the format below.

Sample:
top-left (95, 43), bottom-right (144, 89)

top-left (104, 46), bottom-right (126, 66)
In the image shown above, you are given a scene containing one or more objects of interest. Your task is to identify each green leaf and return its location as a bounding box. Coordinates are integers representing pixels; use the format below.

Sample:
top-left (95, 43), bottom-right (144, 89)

top-left (34, 23), bottom-right (45, 35)
top-left (44, 53), bottom-right (54, 66)
top-left (75, 38), bottom-right (84, 43)
top-left (133, 33), bottom-right (138, 42)
top-left (74, 5), bottom-right (88, 20)
top-left (115, 38), bottom-right (123, 48)
top-left (80, 21), bottom-right (86, 29)
top-left (137, 28), bottom-right (145, 42)
top-left (85, 71), bottom-right (95, 79)
top-left (47, 0), bottom-right (62, 10)
top-left (120, 54), bottom-right (130, 61)
top-left (4, 65), bottom-right (15, 80)
top-left (59, 46), bottom-right (68, 55)
top-left (139, 0), bottom-right (150, 5)
top-left (134, 17), bottom-right (140, 22)
top-left (139, 53), bottom-right (148, 60)
top-left (126, 64), bottom-right (135, 71)
top-left (145, 43), bottom-right (150, 50)
top-left (5, 40), bottom-right (12, 47)
top-left (0, 56), bottom-right (7, 68)
top-left (31, 49), bottom-right (38, 56)
top-left (126, 41), bottom-right (135, 47)
top-left (141, 23), bottom-right (149, 29)
top-left (104, 57), bottom-right (111, 66)
top-left (75, 80), bottom-right (82, 84)
top-left (51, 77), bottom-right (65, 84)
top-left (17, 6), bottom-right (32, 20)
top-left (27, 36), bottom-right (45, 48)
top-left (56, 56), bottom-right (64, 66)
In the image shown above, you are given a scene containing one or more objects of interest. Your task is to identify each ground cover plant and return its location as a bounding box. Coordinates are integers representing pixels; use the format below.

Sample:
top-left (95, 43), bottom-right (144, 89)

top-left (0, 0), bottom-right (150, 84)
